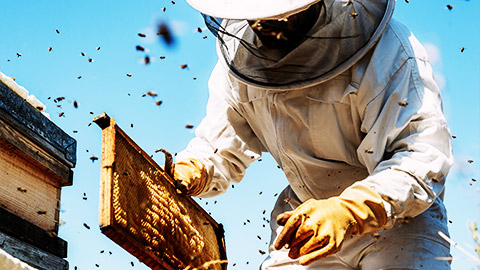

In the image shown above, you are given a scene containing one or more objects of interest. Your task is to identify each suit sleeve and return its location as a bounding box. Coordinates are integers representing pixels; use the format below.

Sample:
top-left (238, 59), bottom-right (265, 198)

top-left (356, 39), bottom-right (453, 225)
top-left (175, 61), bottom-right (263, 198)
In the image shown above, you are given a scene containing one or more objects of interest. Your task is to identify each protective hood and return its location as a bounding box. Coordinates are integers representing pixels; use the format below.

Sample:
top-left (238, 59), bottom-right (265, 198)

top-left (205, 0), bottom-right (395, 90)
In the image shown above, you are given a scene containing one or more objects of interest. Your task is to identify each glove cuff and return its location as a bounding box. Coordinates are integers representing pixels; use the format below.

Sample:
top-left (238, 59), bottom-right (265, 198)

top-left (338, 182), bottom-right (388, 235)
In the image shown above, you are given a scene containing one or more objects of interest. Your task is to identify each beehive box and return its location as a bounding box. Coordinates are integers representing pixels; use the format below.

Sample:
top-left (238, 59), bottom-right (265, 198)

top-left (0, 74), bottom-right (76, 269)
top-left (95, 113), bottom-right (227, 270)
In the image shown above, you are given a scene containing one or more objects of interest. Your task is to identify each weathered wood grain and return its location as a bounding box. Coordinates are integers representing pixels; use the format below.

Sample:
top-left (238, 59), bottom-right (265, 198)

top-left (0, 140), bottom-right (61, 233)
top-left (0, 230), bottom-right (68, 270)
top-left (0, 80), bottom-right (76, 170)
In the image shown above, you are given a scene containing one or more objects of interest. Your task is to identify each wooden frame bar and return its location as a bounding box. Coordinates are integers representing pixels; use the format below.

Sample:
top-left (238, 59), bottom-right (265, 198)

top-left (95, 113), bottom-right (227, 270)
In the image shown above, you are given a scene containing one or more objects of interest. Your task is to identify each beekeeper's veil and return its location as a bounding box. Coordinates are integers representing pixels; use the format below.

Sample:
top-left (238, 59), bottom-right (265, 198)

top-left (188, 0), bottom-right (395, 89)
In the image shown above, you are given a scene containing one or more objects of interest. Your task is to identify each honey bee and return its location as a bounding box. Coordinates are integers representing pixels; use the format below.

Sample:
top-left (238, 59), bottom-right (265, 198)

top-left (156, 100), bottom-right (163, 106)
top-left (136, 45), bottom-right (145, 51)
top-left (138, 33), bottom-right (146, 38)
top-left (56, 29), bottom-right (60, 34)
top-left (365, 149), bottom-right (374, 154)
top-left (446, 4), bottom-right (453, 10)
top-left (162, 7), bottom-right (166, 12)
top-left (96, 46), bottom-right (101, 50)
top-left (73, 130), bottom-right (78, 133)
top-left (349, 12), bottom-right (358, 18)
top-left (144, 55), bottom-right (150, 65)
top-left (126, 73), bottom-right (132, 77)
top-left (398, 101), bottom-right (408, 107)
top-left (404, 0), bottom-right (409, 3)
top-left (73, 100), bottom-right (78, 108)
top-left (37, 210), bottom-right (47, 215)
top-left (460, 47), bottom-right (465, 53)
top-left (83, 223), bottom-right (91, 229)
top-left (147, 91), bottom-right (157, 97)
top-left (196, 27), bottom-right (203, 33)
top-left (88, 58), bottom-right (93, 62)
top-left (180, 64), bottom-right (188, 69)
top-left (185, 124), bottom-right (194, 129)
top-left (467, 160), bottom-right (473, 163)
top-left (48, 47), bottom-right (52, 52)
top-left (160, 56), bottom-right (166, 59)
top-left (80, 52), bottom-right (85, 56)
top-left (16, 52), bottom-right (22, 57)
top-left (259, 250), bottom-right (266, 255)
top-left (17, 187), bottom-right (27, 193)
top-left (36, 106), bottom-right (44, 111)
top-left (90, 156), bottom-right (99, 162)
top-left (77, 76), bottom-right (82, 79)
top-left (284, 197), bottom-right (291, 203)
top-left (157, 22), bottom-right (174, 46)
top-left (58, 112), bottom-right (65, 117)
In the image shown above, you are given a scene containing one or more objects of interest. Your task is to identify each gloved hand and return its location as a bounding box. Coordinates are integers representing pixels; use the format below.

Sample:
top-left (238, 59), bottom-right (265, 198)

top-left (274, 183), bottom-right (387, 265)
top-left (172, 158), bottom-right (208, 196)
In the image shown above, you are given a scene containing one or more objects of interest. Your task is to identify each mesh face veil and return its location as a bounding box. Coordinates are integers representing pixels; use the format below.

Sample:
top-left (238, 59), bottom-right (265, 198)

top-left (202, 0), bottom-right (395, 90)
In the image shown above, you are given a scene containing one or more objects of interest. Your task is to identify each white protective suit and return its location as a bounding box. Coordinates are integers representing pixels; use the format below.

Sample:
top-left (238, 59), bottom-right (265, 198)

top-left (177, 0), bottom-right (453, 268)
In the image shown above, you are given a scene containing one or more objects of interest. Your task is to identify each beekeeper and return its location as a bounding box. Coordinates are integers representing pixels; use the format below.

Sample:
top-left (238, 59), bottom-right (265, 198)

top-left (173, 0), bottom-right (454, 268)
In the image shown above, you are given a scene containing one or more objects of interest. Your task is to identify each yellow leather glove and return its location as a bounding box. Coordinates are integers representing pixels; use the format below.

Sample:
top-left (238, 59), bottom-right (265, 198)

top-left (274, 183), bottom-right (387, 265)
top-left (172, 158), bottom-right (208, 196)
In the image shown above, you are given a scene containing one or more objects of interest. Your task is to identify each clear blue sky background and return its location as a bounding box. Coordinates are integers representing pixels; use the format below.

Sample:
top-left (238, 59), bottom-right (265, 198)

top-left (0, 0), bottom-right (479, 269)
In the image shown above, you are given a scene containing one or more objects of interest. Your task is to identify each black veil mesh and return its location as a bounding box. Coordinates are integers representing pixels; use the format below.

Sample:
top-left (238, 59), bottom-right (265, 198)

top-left (202, 0), bottom-right (393, 89)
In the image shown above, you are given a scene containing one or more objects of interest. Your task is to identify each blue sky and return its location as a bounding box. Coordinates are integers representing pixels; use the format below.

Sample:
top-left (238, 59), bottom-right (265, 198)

top-left (0, 0), bottom-right (479, 269)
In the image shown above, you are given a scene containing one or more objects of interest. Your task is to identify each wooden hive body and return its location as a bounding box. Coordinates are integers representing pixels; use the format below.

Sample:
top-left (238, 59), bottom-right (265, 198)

top-left (95, 113), bottom-right (227, 270)
top-left (0, 77), bottom-right (76, 270)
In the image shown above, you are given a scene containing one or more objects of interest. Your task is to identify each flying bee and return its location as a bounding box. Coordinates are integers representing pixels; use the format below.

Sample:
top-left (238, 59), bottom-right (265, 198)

top-left (126, 73), bottom-right (132, 77)
top-left (73, 100), bottom-right (78, 108)
top-left (446, 4), bottom-right (453, 10)
top-left (56, 29), bottom-right (60, 34)
top-left (185, 124), bottom-right (194, 129)
top-left (349, 12), bottom-right (358, 18)
top-left (90, 156), bottom-right (99, 162)
top-left (157, 22), bottom-right (175, 46)
top-left (96, 46), bottom-right (101, 50)
top-left (58, 112), bottom-right (65, 117)
top-left (147, 91), bottom-right (157, 97)
top-left (144, 55), bottom-right (150, 65)
top-left (83, 223), bottom-right (91, 229)
top-left (37, 210), bottom-right (47, 215)
top-left (180, 64), bottom-right (188, 69)
top-left (80, 52), bottom-right (85, 56)
top-left (136, 45), bottom-right (145, 51)
top-left (138, 33), bottom-right (146, 38)
top-left (48, 47), bottom-right (52, 52)
top-left (17, 187), bottom-right (27, 193)
top-left (259, 250), bottom-right (266, 255)
top-left (399, 101), bottom-right (408, 107)
top-left (156, 100), bottom-right (163, 106)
